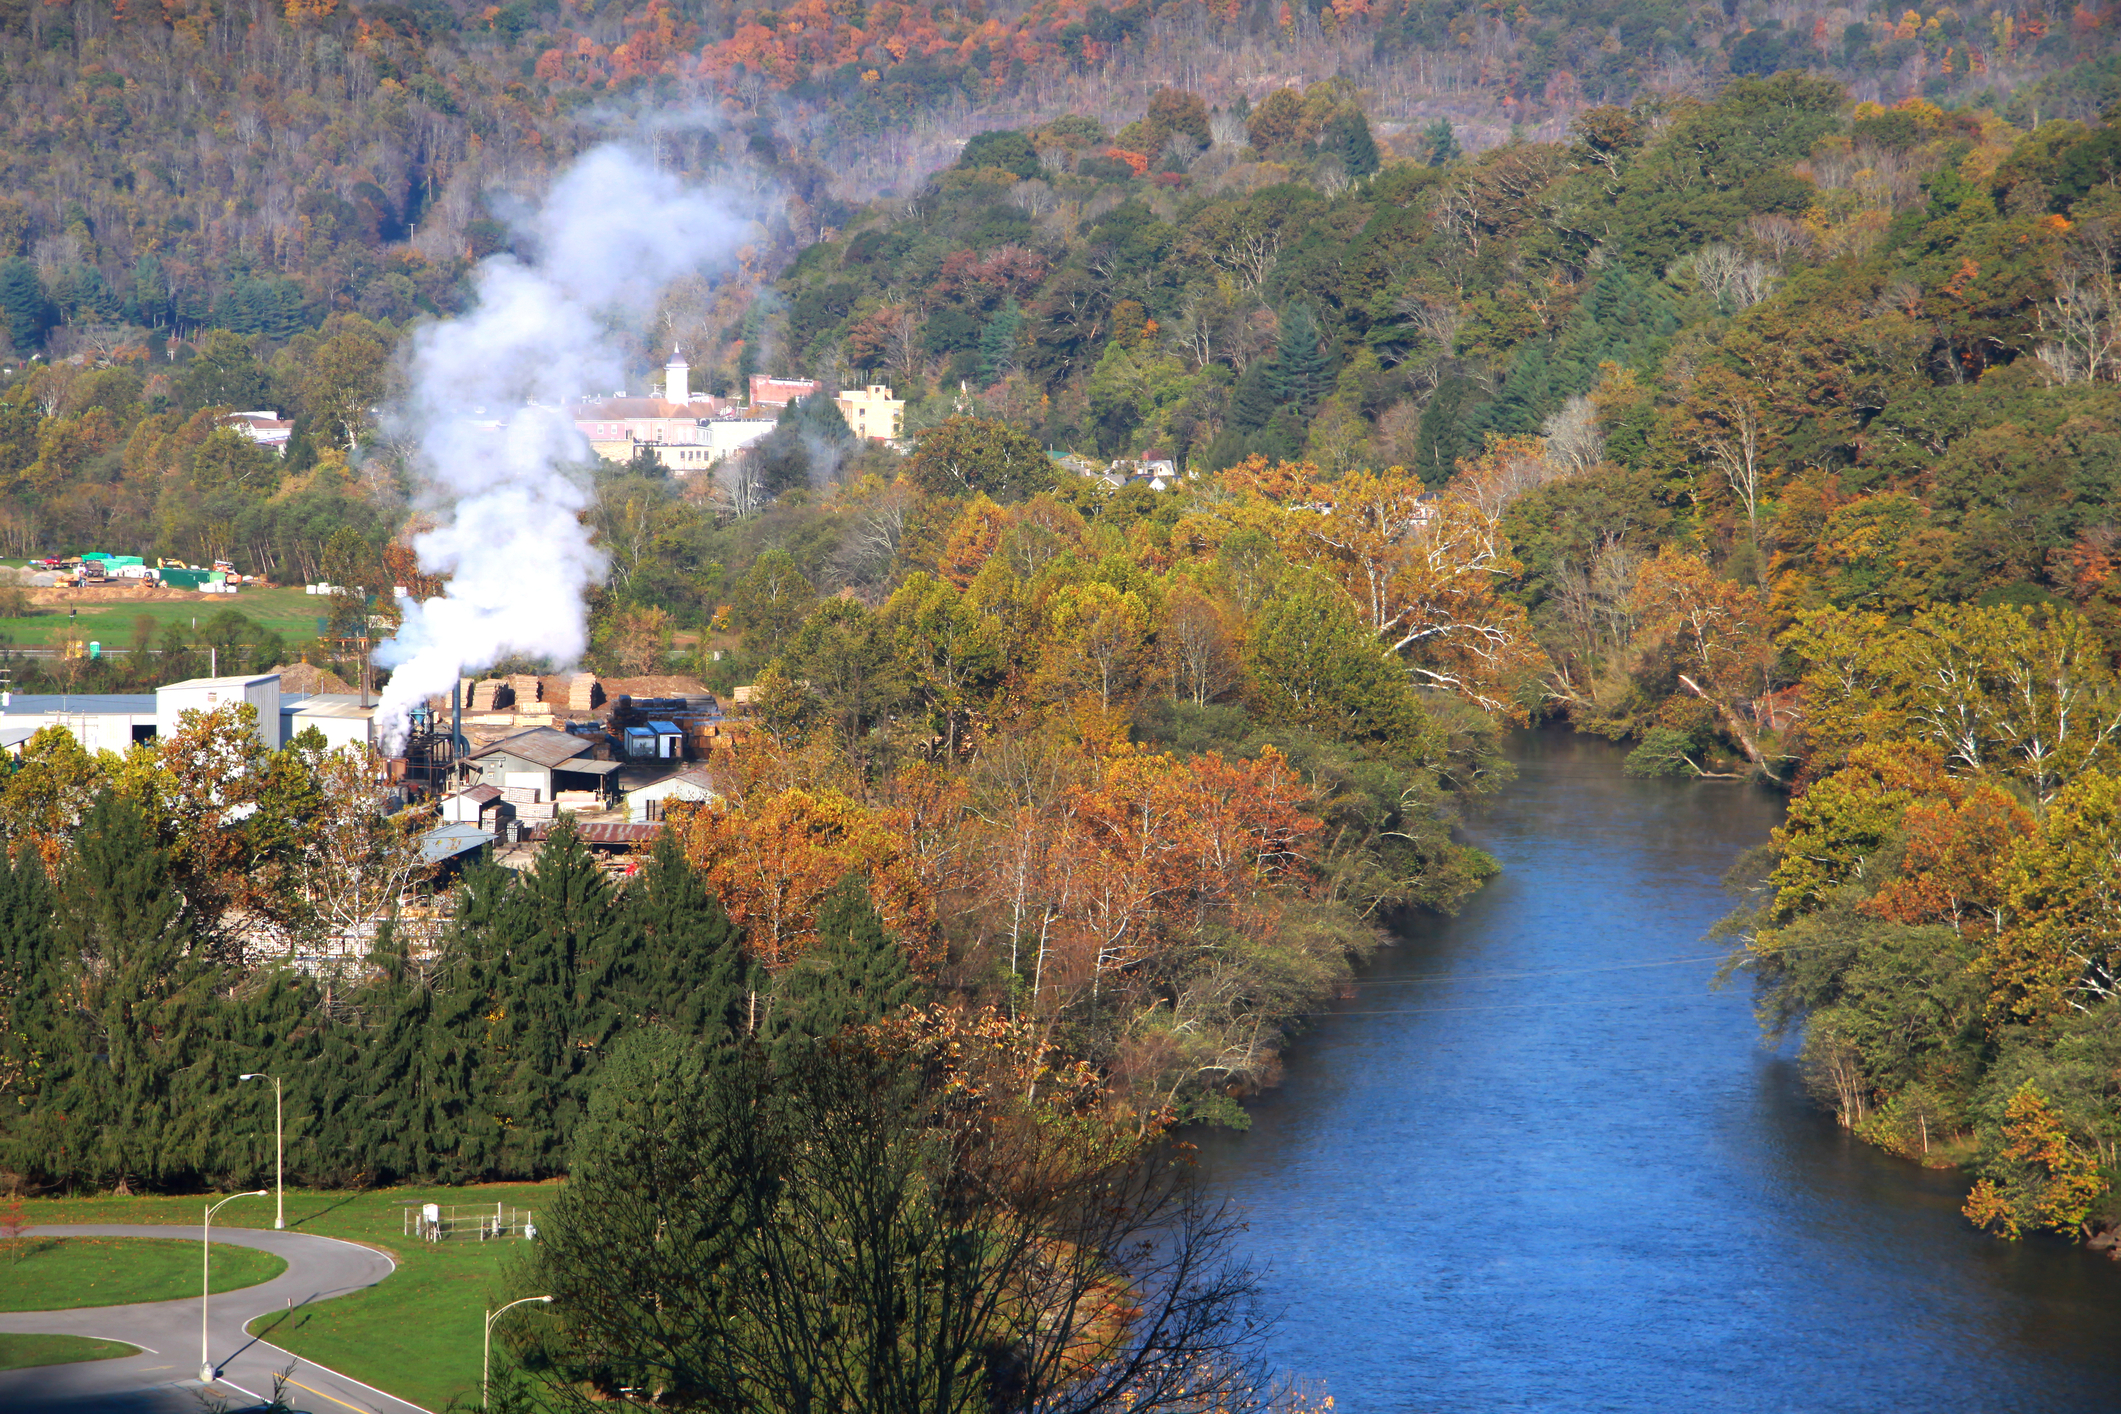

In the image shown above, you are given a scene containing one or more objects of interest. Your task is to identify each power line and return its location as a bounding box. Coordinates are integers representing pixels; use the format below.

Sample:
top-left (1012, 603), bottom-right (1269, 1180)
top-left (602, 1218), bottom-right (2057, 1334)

top-left (1325, 950), bottom-right (1737, 990)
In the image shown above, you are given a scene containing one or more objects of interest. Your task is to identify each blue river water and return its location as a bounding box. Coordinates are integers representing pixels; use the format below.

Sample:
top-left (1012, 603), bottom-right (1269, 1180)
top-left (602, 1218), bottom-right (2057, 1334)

top-left (1191, 728), bottom-right (2121, 1413)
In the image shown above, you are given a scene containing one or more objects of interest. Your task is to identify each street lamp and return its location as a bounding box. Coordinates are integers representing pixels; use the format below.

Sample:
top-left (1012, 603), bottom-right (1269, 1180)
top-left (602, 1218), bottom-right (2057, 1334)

top-left (237, 1073), bottom-right (285, 1229)
top-left (200, 1190), bottom-right (268, 1384)
top-left (484, 1295), bottom-right (554, 1410)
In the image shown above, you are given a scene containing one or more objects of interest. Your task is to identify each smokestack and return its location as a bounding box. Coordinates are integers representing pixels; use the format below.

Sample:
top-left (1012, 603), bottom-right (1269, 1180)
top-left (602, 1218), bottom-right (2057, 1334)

top-left (370, 148), bottom-right (748, 749)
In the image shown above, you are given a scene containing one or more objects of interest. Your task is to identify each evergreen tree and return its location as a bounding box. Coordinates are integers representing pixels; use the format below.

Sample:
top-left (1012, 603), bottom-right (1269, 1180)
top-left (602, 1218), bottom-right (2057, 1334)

top-left (612, 832), bottom-right (753, 1042)
top-left (132, 254), bottom-right (170, 329)
top-left (1413, 374), bottom-right (1478, 482)
top-left (42, 792), bottom-right (217, 1188)
top-left (1228, 358), bottom-right (1279, 433)
top-left (769, 875), bottom-right (918, 1054)
top-left (1422, 118), bottom-right (1462, 166)
top-left (978, 299), bottom-right (1024, 383)
top-left (488, 816), bottom-right (626, 1177)
top-left (1268, 305), bottom-right (1329, 408)
top-left (1321, 108), bottom-right (1381, 178)
top-left (0, 259), bottom-right (52, 352)
top-left (0, 849), bottom-right (54, 1143)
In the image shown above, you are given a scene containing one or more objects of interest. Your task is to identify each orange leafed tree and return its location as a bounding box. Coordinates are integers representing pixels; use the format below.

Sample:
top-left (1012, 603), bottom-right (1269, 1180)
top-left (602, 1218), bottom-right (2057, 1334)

top-left (668, 787), bottom-right (935, 972)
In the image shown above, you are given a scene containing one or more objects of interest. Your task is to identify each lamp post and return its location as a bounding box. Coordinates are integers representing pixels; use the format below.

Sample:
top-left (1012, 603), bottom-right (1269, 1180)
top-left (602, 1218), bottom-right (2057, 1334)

top-left (237, 1073), bottom-right (284, 1229)
top-left (200, 1190), bottom-right (268, 1384)
top-left (483, 1295), bottom-right (553, 1410)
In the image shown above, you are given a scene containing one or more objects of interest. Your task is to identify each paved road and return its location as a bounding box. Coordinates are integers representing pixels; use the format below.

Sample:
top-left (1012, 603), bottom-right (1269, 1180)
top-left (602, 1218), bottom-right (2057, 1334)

top-left (0, 1224), bottom-right (429, 1414)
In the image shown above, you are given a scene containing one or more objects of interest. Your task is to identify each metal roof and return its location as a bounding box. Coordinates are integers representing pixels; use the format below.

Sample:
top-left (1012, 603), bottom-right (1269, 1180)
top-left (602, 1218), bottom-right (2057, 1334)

top-left (1, 694), bottom-right (157, 715)
top-left (0, 726), bottom-right (37, 749)
top-left (552, 822), bottom-right (664, 845)
top-left (446, 784), bottom-right (504, 804)
top-left (420, 822), bottom-right (493, 864)
top-left (625, 768), bottom-right (718, 797)
top-left (647, 720), bottom-right (681, 733)
top-left (466, 726), bottom-right (597, 768)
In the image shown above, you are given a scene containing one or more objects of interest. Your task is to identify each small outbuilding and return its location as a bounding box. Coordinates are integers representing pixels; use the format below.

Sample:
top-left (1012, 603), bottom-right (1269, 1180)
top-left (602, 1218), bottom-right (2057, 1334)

top-left (624, 767), bottom-right (719, 823)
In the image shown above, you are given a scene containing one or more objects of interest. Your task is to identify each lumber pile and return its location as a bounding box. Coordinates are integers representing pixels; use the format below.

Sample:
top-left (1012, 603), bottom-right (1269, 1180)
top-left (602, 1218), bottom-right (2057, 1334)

top-left (468, 678), bottom-right (512, 711)
top-left (565, 673), bottom-right (603, 711)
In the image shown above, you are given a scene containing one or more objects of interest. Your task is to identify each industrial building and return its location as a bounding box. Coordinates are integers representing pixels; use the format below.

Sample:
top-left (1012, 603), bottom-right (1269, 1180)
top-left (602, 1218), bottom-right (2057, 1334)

top-left (0, 674), bottom-right (388, 757)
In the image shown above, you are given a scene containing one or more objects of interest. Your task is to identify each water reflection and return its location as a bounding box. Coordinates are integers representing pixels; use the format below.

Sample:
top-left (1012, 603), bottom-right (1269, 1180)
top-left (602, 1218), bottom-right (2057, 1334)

top-left (1191, 729), bottom-right (2121, 1413)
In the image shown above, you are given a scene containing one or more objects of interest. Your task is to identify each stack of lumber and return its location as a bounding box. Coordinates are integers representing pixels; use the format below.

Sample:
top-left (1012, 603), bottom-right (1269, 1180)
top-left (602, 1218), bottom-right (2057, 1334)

top-left (554, 790), bottom-right (604, 811)
top-left (468, 679), bottom-right (512, 711)
top-left (566, 673), bottom-right (603, 711)
top-left (508, 673), bottom-right (541, 705)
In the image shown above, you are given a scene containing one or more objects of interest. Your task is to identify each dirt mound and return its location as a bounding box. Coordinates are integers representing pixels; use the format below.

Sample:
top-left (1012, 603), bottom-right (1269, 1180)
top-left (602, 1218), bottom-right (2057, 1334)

top-left (268, 663), bottom-right (355, 695)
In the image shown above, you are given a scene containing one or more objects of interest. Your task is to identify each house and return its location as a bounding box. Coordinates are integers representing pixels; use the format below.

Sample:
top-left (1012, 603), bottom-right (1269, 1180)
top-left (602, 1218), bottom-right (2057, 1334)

top-left (749, 375), bottom-right (820, 408)
top-left (624, 766), bottom-right (719, 823)
top-left (834, 385), bottom-right (905, 442)
top-left (463, 726), bottom-right (621, 801)
top-left (225, 410), bottom-right (294, 454)
top-left (439, 783), bottom-right (510, 828)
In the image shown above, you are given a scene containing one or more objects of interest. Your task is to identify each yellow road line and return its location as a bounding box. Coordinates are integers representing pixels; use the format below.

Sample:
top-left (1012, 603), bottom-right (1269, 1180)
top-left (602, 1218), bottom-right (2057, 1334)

top-left (285, 1374), bottom-right (374, 1413)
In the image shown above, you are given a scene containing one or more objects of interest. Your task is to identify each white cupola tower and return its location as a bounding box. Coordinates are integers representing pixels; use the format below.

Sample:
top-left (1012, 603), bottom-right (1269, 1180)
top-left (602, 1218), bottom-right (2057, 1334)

top-left (665, 346), bottom-right (690, 406)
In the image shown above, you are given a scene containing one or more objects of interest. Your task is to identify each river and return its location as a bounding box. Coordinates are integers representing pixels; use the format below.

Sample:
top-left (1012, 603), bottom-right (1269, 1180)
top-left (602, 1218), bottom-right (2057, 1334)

top-left (1193, 728), bottom-right (2121, 1413)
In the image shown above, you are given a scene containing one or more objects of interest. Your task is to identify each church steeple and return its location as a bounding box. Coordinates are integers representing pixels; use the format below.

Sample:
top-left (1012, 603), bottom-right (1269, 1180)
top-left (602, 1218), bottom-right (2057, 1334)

top-left (665, 345), bottom-right (690, 406)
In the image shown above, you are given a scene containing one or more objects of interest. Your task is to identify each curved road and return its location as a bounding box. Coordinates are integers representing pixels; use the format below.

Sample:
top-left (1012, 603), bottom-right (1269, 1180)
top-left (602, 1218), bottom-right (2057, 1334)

top-left (0, 1224), bottom-right (428, 1414)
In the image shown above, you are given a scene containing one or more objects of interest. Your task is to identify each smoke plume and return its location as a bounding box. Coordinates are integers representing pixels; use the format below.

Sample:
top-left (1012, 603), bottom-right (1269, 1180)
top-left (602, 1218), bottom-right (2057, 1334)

top-left (373, 147), bottom-right (746, 748)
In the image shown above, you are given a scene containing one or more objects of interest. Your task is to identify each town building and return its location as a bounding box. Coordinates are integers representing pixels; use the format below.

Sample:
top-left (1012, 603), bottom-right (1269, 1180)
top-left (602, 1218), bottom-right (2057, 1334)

top-left (749, 375), bottom-right (820, 409)
top-left (572, 395), bottom-right (775, 475)
top-left (835, 385), bottom-right (906, 442)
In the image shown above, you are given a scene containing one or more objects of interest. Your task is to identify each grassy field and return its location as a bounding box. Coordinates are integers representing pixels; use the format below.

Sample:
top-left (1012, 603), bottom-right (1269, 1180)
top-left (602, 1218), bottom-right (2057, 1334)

top-left (0, 1236), bottom-right (285, 1311)
top-left (0, 585), bottom-right (327, 651)
top-left (23, 1184), bottom-right (558, 1411)
top-left (0, 1332), bottom-right (139, 1370)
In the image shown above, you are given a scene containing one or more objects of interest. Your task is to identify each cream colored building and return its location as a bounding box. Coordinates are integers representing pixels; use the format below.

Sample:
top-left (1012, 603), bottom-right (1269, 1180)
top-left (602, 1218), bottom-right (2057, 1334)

top-left (834, 385), bottom-right (905, 442)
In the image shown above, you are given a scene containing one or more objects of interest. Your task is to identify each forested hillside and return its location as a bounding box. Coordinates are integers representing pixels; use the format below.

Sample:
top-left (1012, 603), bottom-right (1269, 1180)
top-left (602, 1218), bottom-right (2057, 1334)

top-left (5, 0), bottom-right (2121, 1251)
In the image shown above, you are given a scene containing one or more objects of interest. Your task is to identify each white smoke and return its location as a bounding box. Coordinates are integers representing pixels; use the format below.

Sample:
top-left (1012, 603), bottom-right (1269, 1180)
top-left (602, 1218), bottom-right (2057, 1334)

top-left (372, 146), bottom-right (749, 749)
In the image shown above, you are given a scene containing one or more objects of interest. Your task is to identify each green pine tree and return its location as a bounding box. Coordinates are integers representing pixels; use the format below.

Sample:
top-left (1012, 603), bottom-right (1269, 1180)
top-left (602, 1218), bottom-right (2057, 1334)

top-left (1268, 305), bottom-right (1328, 408)
top-left (1322, 108), bottom-right (1381, 178)
top-left (487, 816), bottom-right (625, 1176)
top-left (44, 792), bottom-right (217, 1188)
top-left (0, 849), bottom-right (55, 1159)
top-left (1422, 118), bottom-right (1462, 166)
top-left (1228, 358), bottom-right (1279, 433)
top-left (978, 299), bottom-right (1024, 384)
top-left (1413, 374), bottom-right (1478, 482)
top-left (769, 874), bottom-right (918, 1055)
top-left (612, 832), bottom-right (754, 1043)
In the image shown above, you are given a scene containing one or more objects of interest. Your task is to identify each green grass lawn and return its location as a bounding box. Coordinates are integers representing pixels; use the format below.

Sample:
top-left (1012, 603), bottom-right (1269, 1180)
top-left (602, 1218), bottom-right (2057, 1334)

top-left (22, 1184), bottom-right (559, 1411)
top-left (0, 1237), bottom-right (285, 1312)
top-left (0, 585), bottom-right (327, 650)
top-left (0, 1332), bottom-right (139, 1370)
